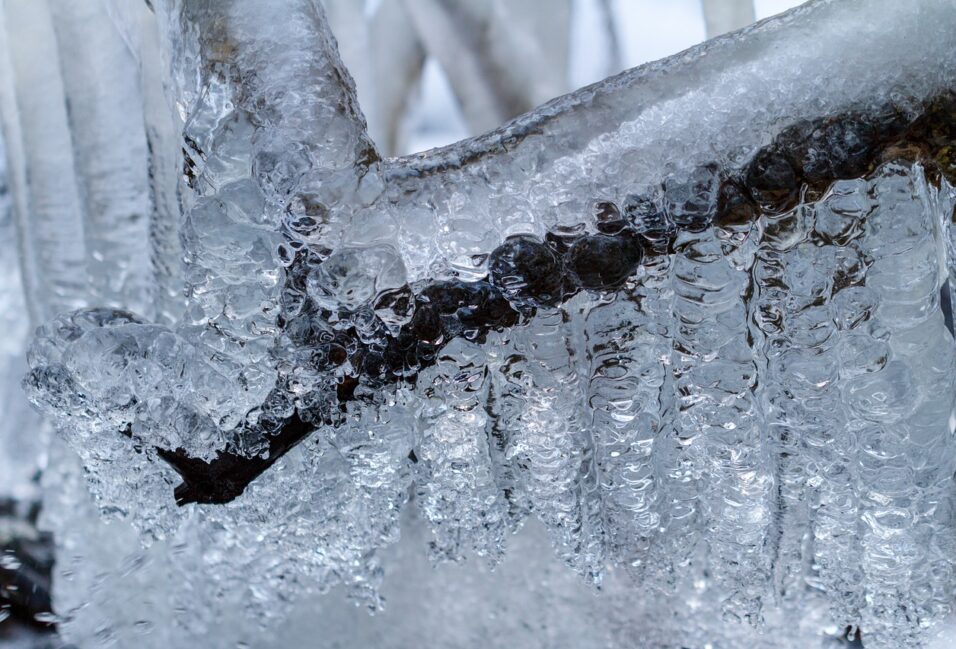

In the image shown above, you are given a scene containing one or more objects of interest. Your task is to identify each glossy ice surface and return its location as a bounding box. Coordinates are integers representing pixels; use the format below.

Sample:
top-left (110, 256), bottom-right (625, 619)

top-left (4, 0), bottom-right (956, 647)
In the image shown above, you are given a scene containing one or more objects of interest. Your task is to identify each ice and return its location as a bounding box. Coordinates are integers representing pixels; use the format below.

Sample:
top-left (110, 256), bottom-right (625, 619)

top-left (498, 303), bottom-right (607, 581)
top-left (416, 338), bottom-right (507, 562)
top-left (0, 0), bottom-right (86, 322)
top-left (2, 0), bottom-right (956, 647)
top-left (49, 0), bottom-right (152, 314)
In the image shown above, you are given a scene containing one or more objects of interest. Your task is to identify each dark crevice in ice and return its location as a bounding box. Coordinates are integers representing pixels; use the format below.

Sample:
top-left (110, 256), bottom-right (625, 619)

top-left (123, 415), bottom-right (314, 506)
top-left (941, 280), bottom-right (954, 338)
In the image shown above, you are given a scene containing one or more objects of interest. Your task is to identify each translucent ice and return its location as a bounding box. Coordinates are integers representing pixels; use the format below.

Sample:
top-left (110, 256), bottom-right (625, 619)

top-left (5, 0), bottom-right (956, 648)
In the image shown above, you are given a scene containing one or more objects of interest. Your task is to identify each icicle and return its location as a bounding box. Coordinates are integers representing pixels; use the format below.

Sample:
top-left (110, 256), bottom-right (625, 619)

top-left (935, 171), bottom-right (956, 343)
top-left (325, 391), bottom-right (415, 606)
top-left (503, 304), bottom-right (606, 582)
top-left (484, 329), bottom-right (533, 531)
top-left (49, 0), bottom-right (152, 315)
top-left (135, 2), bottom-right (186, 324)
top-left (584, 288), bottom-right (664, 572)
top-left (0, 121), bottom-right (26, 354)
top-left (782, 182), bottom-right (872, 627)
top-left (851, 162), bottom-right (956, 647)
top-left (415, 339), bottom-right (507, 562)
top-left (0, 0), bottom-right (87, 321)
top-left (753, 204), bottom-right (829, 606)
top-left (669, 218), bottom-right (771, 621)
top-left (0, 134), bottom-right (45, 499)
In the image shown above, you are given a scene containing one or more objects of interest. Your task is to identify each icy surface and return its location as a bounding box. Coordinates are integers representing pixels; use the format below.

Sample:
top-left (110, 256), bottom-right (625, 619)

top-left (4, 0), bottom-right (956, 647)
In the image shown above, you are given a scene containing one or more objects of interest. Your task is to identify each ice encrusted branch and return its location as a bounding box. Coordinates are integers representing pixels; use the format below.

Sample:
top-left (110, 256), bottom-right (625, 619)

top-left (11, 0), bottom-right (956, 647)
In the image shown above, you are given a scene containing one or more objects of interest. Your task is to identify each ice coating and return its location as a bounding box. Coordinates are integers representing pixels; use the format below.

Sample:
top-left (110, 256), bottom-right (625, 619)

top-left (8, 0), bottom-right (956, 647)
top-left (166, 0), bottom-right (377, 432)
top-left (374, 0), bottom-right (956, 282)
top-left (25, 0), bottom-right (381, 462)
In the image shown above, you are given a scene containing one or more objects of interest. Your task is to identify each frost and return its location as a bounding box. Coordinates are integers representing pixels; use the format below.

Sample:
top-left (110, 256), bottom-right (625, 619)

top-left (2, 0), bottom-right (956, 647)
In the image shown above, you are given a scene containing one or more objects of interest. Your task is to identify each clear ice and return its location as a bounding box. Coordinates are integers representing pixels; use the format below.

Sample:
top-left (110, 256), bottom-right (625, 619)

top-left (2, 0), bottom-right (956, 647)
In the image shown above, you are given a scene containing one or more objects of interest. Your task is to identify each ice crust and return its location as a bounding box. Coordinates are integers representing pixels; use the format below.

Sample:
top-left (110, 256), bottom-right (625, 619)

top-left (3, 0), bottom-right (956, 647)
